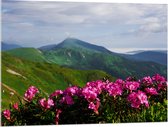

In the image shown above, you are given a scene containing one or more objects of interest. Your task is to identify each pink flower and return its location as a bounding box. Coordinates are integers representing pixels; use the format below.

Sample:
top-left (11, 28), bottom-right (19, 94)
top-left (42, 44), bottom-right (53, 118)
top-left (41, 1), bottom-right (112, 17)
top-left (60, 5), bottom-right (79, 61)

top-left (142, 76), bottom-right (153, 86)
top-left (24, 86), bottom-right (39, 101)
top-left (3, 109), bottom-right (11, 120)
top-left (152, 74), bottom-right (166, 83)
top-left (82, 87), bottom-right (97, 102)
top-left (88, 102), bottom-right (95, 109)
top-left (88, 98), bottom-right (100, 114)
top-left (50, 90), bottom-right (63, 98)
top-left (86, 80), bottom-right (106, 94)
top-left (64, 86), bottom-right (79, 96)
top-left (13, 103), bottom-right (19, 110)
top-left (39, 98), bottom-right (54, 109)
top-left (157, 82), bottom-right (167, 91)
top-left (86, 80), bottom-right (102, 87)
top-left (137, 91), bottom-right (149, 107)
top-left (55, 109), bottom-right (62, 125)
top-left (127, 92), bottom-right (137, 102)
top-left (115, 79), bottom-right (124, 85)
top-left (106, 82), bottom-right (123, 97)
top-left (60, 95), bottom-right (74, 105)
top-left (125, 81), bottom-right (140, 91)
top-left (127, 91), bottom-right (149, 108)
top-left (145, 87), bottom-right (158, 95)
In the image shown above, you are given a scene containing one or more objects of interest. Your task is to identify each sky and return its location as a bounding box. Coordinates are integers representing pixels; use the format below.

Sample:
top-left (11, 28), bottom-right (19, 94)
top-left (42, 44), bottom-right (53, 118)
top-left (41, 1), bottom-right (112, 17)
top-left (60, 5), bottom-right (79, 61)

top-left (1, 0), bottom-right (167, 53)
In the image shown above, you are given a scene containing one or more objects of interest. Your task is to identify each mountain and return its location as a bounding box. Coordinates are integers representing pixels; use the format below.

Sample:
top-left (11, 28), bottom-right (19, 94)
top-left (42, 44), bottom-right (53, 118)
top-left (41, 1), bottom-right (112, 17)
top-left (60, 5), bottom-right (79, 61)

top-left (3, 38), bottom-right (166, 79)
top-left (122, 50), bottom-right (167, 65)
top-left (39, 38), bottom-right (167, 79)
top-left (1, 52), bottom-right (115, 109)
top-left (1, 42), bottom-right (22, 51)
top-left (6, 47), bottom-right (47, 62)
top-left (39, 37), bottom-right (113, 54)
top-left (2, 38), bottom-right (167, 109)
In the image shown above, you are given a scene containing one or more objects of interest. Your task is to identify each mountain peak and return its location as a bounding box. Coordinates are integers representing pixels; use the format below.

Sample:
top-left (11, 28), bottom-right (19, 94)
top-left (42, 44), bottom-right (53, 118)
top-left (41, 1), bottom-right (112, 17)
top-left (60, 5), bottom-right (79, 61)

top-left (58, 38), bottom-right (112, 53)
top-left (63, 37), bottom-right (78, 41)
top-left (39, 38), bottom-right (112, 54)
top-left (62, 37), bottom-right (80, 45)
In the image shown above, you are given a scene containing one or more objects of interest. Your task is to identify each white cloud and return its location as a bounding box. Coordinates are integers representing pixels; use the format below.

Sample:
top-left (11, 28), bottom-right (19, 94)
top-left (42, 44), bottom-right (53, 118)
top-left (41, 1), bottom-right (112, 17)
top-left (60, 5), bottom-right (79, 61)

top-left (127, 16), bottom-right (167, 34)
top-left (2, 2), bottom-right (167, 27)
top-left (2, 1), bottom-right (167, 49)
top-left (139, 22), bottom-right (166, 33)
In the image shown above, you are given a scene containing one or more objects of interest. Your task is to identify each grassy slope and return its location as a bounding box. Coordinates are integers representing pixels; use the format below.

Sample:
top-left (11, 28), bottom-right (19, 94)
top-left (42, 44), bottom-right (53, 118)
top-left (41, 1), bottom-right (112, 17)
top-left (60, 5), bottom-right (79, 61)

top-left (1, 52), bottom-right (115, 110)
top-left (4, 47), bottom-right (167, 79)
top-left (42, 48), bottom-right (167, 79)
top-left (6, 48), bottom-right (47, 62)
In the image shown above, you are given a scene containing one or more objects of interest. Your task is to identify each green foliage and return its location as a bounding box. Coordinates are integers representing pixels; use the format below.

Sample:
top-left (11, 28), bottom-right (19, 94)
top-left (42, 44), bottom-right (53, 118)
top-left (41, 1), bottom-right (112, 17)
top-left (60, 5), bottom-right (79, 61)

top-left (42, 48), bottom-right (166, 79)
top-left (1, 78), bottom-right (167, 125)
top-left (1, 52), bottom-right (115, 110)
top-left (6, 48), bottom-right (47, 62)
top-left (4, 45), bottom-right (167, 79)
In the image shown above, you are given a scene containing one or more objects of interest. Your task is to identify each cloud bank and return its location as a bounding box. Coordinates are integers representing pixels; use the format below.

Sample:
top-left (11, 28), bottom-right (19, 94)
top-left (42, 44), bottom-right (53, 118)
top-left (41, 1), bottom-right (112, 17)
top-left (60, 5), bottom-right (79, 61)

top-left (2, 1), bottom-right (167, 50)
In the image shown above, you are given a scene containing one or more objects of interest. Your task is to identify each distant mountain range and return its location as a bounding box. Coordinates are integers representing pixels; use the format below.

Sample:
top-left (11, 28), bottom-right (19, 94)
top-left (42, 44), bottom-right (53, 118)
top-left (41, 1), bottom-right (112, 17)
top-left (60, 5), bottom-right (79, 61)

top-left (122, 51), bottom-right (167, 65)
top-left (2, 40), bottom-right (166, 66)
top-left (1, 42), bottom-right (22, 51)
top-left (2, 38), bottom-right (167, 79)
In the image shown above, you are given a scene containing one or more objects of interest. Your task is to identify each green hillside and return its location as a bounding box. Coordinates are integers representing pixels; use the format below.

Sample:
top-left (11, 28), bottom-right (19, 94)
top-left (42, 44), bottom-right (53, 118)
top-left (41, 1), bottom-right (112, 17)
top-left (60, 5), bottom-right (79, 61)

top-left (4, 38), bottom-right (167, 79)
top-left (1, 52), bottom-right (115, 110)
top-left (6, 48), bottom-right (47, 62)
top-left (39, 38), bottom-right (167, 79)
top-left (42, 47), bottom-right (167, 79)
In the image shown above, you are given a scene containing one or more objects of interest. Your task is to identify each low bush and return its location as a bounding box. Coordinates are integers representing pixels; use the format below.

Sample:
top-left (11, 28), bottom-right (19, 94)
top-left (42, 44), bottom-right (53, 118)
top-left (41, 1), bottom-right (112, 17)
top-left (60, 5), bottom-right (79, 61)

top-left (1, 74), bottom-right (167, 125)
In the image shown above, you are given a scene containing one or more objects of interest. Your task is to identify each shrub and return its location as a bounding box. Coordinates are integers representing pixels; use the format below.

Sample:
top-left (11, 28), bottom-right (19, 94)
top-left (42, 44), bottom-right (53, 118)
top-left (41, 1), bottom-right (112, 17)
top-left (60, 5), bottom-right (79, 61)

top-left (1, 74), bottom-right (167, 125)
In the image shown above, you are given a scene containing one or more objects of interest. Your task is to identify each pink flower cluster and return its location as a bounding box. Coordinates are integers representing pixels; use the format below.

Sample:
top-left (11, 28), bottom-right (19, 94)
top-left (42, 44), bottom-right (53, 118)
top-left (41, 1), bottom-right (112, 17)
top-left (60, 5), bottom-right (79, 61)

top-left (127, 90), bottom-right (149, 108)
top-left (58, 86), bottom-right (80, 105)
top-left (59, 95), bottom-right (74, 105)
top-left (145, 88), bottom-right (158, 95)
top-left (13, 103), bottom-right (19, 110)
top-left (50, 90), bottom-right (63, 98)
top-left (64, 86), bottom-right (80, 96)
top-left (88, 98), bottom-right (100, 114)
top-left (82, 87), bottom-right (98, 102)
top-left (24, 86), bottom-right (39, 101)
top-left (3, 74), bottom-right (167, 125)
top-left (125, 81), bottom-right (140, 91)
top-left (39, 98), bottom-right (54, 109)
top-left (82, 80), bottom-right (106, 113)
top-left (55, 109), bottom-right (62, 125)
top-left (152, 74), bottom-right (166, 83)
top-left (142, 76), bottom-right (153, 85)
top-left (3, 109), bottom-right (11, 120)
top-left (106, 82), bottom-right (123, 97)
top-left (49, 74), bottom-right (166, 111)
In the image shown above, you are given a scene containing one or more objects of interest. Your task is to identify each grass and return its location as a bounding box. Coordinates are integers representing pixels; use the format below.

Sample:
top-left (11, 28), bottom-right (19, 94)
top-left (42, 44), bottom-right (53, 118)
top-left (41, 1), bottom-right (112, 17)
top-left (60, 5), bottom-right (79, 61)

top-left (1, 52), bottom-right (116, 110)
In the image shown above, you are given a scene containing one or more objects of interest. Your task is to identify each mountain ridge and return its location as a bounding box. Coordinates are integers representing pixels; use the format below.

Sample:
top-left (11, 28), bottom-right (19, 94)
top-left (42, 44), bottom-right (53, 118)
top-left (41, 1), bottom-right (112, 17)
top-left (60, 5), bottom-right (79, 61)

top-left (6, 47), bottom-right (47, 62)
top-left (39, 37), bottom-right (114, 54)
top-left (38, 38), bottom-right (166, 78)
top-left (3, 38), bottom-right (167, 79)
top-left (1, 42), bottom-right (22, 51)
top-left (122, 50), bottom-right (167, 65)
